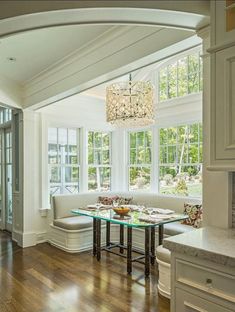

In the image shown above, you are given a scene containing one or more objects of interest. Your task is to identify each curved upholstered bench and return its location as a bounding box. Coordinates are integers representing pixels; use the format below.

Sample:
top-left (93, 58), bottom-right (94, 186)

top-left (156, 245), bottom-right (171, 299)
top-left (53, 216), bottom-right (93, 230)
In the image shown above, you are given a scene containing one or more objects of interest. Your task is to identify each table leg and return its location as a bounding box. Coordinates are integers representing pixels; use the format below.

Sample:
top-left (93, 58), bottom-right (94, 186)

top-left (145, 227), bottom-right (150, 278)
top-left (106, 221), bottom-right (110, 247)
top-left (93, 219), bottom-right (97, 256)
top-left (151, 227), bottom-right (155, 265)
top-left (127, 227), bottom-right (132, 275)
top-left (120, 224), bottom-right (124, 254)
top-left (158, 224), bottom-right (164, 246)
top-left (96, 219), bottom-right (101, 261)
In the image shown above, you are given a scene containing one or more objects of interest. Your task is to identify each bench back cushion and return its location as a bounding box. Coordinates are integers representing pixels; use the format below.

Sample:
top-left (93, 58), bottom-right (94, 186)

top-left (52, 192), bottom-right (201, 219)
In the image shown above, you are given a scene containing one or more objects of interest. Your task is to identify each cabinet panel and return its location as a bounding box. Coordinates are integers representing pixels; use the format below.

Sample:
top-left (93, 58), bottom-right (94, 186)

top-left (176, 259), bottom-right (235, 303)
top-left (214, 0), bottom-right (235, 46)
top-left (175, 288), bottom-right (233, 312)
top-left (214, 45), bottom-right (235, 160)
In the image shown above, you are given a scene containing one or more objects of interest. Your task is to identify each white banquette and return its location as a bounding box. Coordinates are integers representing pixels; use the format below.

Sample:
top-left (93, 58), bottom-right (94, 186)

top-left (49, 192), bottom-right (201, 253)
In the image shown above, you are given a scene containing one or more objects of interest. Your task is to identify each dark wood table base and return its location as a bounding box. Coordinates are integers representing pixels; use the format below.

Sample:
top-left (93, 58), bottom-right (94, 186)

top-left (92, 220), bottom-right (164, 277)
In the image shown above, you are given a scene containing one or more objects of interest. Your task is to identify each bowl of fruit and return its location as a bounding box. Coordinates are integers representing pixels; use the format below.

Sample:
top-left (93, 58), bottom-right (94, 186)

top-left (112, 206), bottom-right (130, 216)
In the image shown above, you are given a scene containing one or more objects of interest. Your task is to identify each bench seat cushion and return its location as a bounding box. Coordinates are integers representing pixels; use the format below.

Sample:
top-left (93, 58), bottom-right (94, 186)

top-left (156, 245), bottom-right (171, 263)
top-left (164, 221), bottom-right (194, 236)
top-left (53, 216), bottom-right (93, 230)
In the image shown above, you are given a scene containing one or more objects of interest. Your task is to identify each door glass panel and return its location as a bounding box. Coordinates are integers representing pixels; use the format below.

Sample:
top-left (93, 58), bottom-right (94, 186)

top-left (5, 130), bottom-right (12, 227)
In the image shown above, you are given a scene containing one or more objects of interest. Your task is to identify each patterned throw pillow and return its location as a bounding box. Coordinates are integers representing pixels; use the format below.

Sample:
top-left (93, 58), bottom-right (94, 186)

top-left (182, 203), bottom-right (203, 228)
top-left (98, 196), bottom-right (132, 206)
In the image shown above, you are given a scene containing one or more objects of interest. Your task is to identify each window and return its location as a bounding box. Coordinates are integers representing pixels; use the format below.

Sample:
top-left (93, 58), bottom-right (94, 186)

top-left (129, 130), bottom-right (152, 190)
top-left (159, 51), bottom-right (202, 101)
top-left (0, 108), bottom-right (12, 124)
top-left (48, 128), bottom-right (80, 196)
top-left (88, 131), bottom-right (111, 192)
top-left (159, 123), bottom-right (202, 197)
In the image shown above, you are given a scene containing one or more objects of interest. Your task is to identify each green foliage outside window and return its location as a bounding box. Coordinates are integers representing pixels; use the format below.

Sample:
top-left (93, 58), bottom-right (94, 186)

top-left (129, 130), bottom-right (152, 190)
top-left (159, 123), bottom-right (202, 197)
top-left (88, 131), bottom-right (111, 192)
top-left (159, 51), bottom-right (203, 102)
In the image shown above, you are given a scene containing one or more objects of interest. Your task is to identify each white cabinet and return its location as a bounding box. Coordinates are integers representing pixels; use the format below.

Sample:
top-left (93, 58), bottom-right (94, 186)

top-left (176, 289), bottom-right (233, 312)
top-left (171, 254), bottom-right (235, 312)
top-left (209, 1), bottom-right (235, 169)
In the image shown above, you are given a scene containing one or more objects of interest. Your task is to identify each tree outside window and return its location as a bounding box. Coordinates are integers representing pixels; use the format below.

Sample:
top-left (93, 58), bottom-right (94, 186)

top-left (88, 131), bottom-right (111, 192)
top-left (159, 51), bottom-right (203, 102)
top-left (129, 130), bottom-right (152, 190)
top-left (159, 123), bottom-right (202, 197)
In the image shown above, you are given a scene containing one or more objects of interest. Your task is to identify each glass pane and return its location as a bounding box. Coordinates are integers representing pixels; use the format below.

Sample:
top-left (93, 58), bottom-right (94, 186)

top-left (168, 62), bottom-right (177, 99)
top-left (137, 132), bottom-right (145, 148)
top-left (6, 164), bottom-right (12, 223)
top-left (189, 124), bottom-right (199, 143)
top-left (178, 126), bottom-right (187, 144)
top-left (68, 129), bottom-right (77, 154)
top-left (188, 53), bottom-right (199, 75)
top-left (189, 144), bottom-right (199, 163)
top-left (130, 149), bottom-right (136, 165)
top-left (159, 68), bottom-right (168, 101)
top-left (50, 167), bottom-right (61, 183)
top-left (102, 150), bottom-right (110, 165)
top-left (137, 147), bottom-right (145, 164)
top-left (130, 132), bottom-right (136, 148)
top-left (129, 167), bottom-right (150, 191)
top-left (94, 132), bottom-right (102, 148)
top-left (102, 133), bottom-right (110, 148)
top-left (159, 146), bottom-right (167, 164)
top-left (168, 128), bottom-right (177, 144)
top-left (145, 148), bottom-right (151, 164)
top-left (94, 150), bottom-right (102, 165)
top-left (88, 148), bottom-right (94, 164)
top-left (178, 57), bottom-right (187, 97)
top-left (88, 167), bottom-right (111, 192)
top-left (188, 72), bottom-right (199, 94)
top-left (146, 131), bottom-right (152, 147)
top-left (65, 166), bottom-right (79, 183)
top-left (88, 132), bottom-right (94, 149)
top-left (160, 128), bottom-right (168, 145)
top-left (167, 145), bottom-right (176, 163)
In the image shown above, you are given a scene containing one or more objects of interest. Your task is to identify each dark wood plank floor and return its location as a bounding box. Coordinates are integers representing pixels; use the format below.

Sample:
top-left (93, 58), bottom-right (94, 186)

top-left (0, 231), bottom-right (170, 312)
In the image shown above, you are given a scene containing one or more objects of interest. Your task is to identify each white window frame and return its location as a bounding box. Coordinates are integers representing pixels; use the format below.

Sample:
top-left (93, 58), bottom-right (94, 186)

top-left (158, 46), bottom-right (202, 103)
top-left (87, 130), bottom-right (112, 192)
top-left (127, 127), bottom-right (153, 192)
top-left (48, 127), bottom-right (80, 197)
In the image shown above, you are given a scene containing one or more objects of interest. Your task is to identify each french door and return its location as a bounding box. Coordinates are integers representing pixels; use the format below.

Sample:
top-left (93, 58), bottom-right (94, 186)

top-left (0, 127), bottom-right (13, 232)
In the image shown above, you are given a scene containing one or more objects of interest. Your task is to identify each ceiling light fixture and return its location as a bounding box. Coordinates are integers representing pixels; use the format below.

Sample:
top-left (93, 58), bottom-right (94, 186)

top-left (7, 57), bottom-right (16, 62)
top-left (106, 74), bottom-right (155, 128)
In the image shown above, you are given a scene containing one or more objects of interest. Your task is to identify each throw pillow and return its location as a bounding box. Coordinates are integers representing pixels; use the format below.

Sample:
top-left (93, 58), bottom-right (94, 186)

top-left (182, 203), bottom-right (203, 228)
top-left (98, 196), bottom-right (133, 206)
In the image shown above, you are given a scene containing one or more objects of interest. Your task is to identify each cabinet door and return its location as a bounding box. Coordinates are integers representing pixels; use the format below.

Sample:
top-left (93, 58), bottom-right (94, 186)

top-left (175, 289), bottom-right (233, 312)
top-left (214, 45), bottom-right (235, 161)
top-left (214, 0), bottom-right (235, 46)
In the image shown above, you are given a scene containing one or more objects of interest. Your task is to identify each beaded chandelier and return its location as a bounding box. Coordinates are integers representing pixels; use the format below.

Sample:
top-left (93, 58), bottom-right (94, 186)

top-left (106, 74), bottom-right (155, 128)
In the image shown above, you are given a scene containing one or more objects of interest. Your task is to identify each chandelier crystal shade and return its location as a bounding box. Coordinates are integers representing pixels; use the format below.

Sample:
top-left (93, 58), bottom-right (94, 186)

top-left (106, 75), bottom-right (155, 128)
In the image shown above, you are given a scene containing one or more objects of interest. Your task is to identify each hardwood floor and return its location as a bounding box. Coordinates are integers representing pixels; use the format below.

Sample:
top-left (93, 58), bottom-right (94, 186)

top-left (0, 231), bottom-right (170, 312)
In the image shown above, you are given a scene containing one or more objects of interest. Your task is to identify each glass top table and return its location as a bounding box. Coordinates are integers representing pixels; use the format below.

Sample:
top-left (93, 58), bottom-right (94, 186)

top-left (72, 208), bottom-right (188, 277)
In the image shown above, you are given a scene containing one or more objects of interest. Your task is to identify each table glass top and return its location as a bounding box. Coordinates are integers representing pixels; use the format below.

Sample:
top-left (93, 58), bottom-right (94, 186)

top-left (72, 208), bottom-right (188, 228)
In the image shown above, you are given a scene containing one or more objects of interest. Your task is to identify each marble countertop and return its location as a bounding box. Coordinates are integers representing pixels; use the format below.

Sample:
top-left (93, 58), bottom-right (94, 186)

top-left (163, 226), bottom-right (235, 268)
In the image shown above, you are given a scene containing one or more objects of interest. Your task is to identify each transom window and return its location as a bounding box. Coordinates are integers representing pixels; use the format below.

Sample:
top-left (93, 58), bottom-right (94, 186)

top-left (129, 130), bottom-right (152, 191)
top-left (159, 123), bottom-right (202, 197)
top-left (159, 51), bottom-right (202, 101)
top-left (48, 128), bottom-right (80, 196)
top-left (88, 131), bottom-right (111, 192)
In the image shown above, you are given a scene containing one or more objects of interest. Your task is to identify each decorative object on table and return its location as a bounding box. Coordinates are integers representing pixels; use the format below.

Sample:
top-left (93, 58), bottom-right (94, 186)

top-left (98, 195), bottom-right (133, 206)
top-left (106, 73), bottom-right (155, 128)
top-left (85, 204), bottom-right (112, 211)
top-left (138, 214), bottom-right (173, 224)
top-left (181, 202), bottom-right (203, 228)
top-left (112, 206), bottom-right (130, 217)
top-left (145, 207), bottom-right (175, 215)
